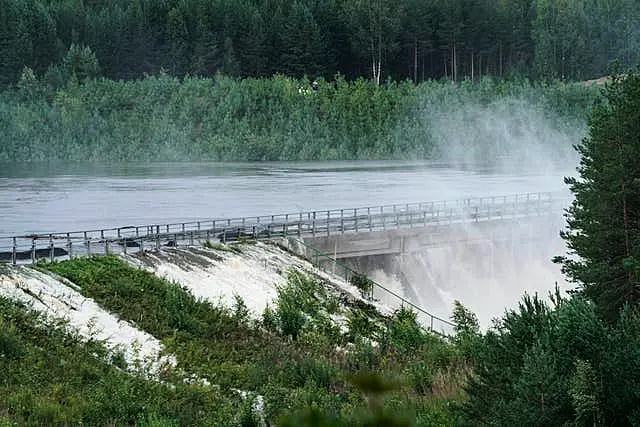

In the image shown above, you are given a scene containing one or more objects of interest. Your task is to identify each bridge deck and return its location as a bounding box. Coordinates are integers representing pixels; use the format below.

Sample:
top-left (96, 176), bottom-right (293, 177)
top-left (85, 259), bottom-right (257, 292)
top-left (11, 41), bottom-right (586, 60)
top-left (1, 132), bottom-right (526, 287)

top-left (0, 192), bottom-right (566, 264)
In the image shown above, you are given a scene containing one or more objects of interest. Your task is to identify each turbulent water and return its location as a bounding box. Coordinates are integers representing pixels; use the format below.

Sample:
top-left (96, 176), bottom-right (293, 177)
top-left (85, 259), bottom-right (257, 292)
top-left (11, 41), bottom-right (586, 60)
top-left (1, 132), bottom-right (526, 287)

top-left (0, 160), bottom-right (574, 326)
top-left (0, 160), bottom-right (572, 236)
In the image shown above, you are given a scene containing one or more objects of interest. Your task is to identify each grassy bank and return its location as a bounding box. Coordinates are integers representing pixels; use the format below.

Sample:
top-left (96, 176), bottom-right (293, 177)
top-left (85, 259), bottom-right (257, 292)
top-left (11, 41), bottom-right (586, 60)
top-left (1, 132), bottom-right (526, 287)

top-left (0, 294), bottom-right (239, 425)
top-left (31, 254), bottom-right (467, 425)
top-left (0, 74), bottom-right (599, 162)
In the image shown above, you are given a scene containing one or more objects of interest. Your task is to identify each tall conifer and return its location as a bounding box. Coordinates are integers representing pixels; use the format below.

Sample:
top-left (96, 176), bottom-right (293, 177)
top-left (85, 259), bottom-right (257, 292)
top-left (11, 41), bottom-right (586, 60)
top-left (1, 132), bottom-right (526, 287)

top-left (555, 66), bottom-right (640, 321)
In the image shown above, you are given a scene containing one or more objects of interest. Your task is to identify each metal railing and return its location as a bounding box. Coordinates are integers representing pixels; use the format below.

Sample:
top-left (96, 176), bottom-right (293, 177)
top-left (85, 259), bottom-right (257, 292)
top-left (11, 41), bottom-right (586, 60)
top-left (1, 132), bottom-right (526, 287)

top-left (281, 237), bottom-right (456, 336)
top-left (0, 191), bottom-right (566, 265)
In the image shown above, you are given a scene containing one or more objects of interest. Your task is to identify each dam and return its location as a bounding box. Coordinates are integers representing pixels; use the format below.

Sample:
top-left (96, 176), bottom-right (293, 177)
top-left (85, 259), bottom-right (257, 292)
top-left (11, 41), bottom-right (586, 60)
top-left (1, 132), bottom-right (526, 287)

top-left (0, 191), bottom-right (569, 327)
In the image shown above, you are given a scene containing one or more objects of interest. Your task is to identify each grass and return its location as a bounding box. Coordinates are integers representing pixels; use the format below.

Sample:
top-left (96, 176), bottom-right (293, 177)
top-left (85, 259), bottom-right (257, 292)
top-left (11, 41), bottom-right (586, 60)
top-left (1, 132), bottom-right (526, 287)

top-left (31, 255), bottom-right (469, 424)
top-left (0, 295), bottom-right (240, 425)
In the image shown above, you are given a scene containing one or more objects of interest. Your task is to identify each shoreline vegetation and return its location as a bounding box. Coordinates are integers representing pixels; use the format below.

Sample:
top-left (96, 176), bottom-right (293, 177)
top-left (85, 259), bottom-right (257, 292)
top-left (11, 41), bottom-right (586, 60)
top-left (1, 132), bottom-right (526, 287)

top-left (1, 74), bottom-right (600, 163)
top-left (2, 66), bottom-right (640, 425)
top-left (1, 254), bottom-right (467, 425)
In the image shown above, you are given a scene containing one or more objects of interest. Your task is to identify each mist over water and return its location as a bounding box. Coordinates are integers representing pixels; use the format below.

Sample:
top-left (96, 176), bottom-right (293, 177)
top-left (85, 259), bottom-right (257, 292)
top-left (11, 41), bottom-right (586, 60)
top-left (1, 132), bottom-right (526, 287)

top-left (366, 96), bottom-right (584, 327)
top-left (425, 96), bottom-right (584, 175)
top-left (0, 95), bottom-right (584, 325)
top-left (367, 218), bottom-right (569, 330)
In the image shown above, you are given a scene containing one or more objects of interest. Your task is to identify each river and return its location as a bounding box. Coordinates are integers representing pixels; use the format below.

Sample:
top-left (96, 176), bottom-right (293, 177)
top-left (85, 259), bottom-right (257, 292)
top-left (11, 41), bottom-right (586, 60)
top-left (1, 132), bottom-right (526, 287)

top-left (0, 160), bottom-right (572, 236)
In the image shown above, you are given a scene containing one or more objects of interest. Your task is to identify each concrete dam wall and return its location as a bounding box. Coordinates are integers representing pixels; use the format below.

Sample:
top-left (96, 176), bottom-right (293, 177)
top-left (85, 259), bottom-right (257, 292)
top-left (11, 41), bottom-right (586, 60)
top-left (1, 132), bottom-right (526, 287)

top-left (302, 214), bottom-right (567, 328)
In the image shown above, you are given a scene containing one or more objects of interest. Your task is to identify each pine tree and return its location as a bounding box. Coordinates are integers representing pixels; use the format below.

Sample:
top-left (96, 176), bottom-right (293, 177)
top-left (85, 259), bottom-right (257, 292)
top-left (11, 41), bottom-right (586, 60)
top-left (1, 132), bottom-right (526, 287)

top-left (554, 65), bottom-right (640, 321)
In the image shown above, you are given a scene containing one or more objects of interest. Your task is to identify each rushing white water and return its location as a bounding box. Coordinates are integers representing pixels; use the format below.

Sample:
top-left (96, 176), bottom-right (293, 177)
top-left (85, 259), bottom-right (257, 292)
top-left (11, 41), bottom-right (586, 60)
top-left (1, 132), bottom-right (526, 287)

top-left (0, 160), bottom-right (571, 236)
top-left (0, 265), bottom-right (175, 375)
top-left (0, 160), bottom-right (576, 327)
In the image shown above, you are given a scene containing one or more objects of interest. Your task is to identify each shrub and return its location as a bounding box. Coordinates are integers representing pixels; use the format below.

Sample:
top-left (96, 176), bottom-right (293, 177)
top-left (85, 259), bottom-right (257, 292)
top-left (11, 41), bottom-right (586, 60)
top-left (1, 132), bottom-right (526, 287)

top-left (350, 273), bottom-right (374, 299)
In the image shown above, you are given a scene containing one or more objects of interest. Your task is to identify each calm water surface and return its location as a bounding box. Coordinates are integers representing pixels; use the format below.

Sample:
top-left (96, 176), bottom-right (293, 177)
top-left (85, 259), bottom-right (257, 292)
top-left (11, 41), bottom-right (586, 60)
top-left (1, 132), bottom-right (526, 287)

top-left (0, 161), bottom-right (573, 236)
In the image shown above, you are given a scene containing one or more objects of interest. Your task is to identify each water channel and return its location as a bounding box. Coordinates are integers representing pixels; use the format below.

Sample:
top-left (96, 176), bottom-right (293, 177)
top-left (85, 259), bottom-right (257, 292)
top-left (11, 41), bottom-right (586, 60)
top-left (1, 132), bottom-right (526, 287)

top-left (0, 160), bottom-right (572, 236)
top-left (0, 160), bottom-right (575, 326)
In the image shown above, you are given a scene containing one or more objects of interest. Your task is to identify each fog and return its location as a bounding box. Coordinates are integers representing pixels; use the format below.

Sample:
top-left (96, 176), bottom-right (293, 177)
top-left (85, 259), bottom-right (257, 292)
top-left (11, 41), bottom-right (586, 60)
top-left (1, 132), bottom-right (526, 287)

top-left (0, 94), bottom-right (586, 328)
top-left (367, 96), bottom-right (586, 328)
top-left (427, 96), bottom-right (583, 176)
top-left (366, 217), bottom-right (569, 330)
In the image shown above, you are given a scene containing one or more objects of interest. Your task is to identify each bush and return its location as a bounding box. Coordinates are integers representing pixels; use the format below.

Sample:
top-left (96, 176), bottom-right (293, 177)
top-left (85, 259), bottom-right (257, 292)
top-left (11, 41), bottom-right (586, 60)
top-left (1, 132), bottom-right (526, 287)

top-left (0, 74), bottom-right (599, 162)
top-left (350, 273), bottom-right (374, 299)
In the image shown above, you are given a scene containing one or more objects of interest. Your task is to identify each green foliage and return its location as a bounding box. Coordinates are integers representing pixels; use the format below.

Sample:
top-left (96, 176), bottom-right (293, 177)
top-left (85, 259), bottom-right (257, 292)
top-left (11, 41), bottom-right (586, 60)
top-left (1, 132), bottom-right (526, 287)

top-left (346, 309), bottom-right (379, 340)
top-left (62, 44), bottom-right (101, 82)
top-left (461, 289), bottom-right (640, 426)
top-left (381, 307), bottom-right (428, 354)
top-left (451, 300), bottom-right (480, 359)
top-left (36, 257), bottom-right (462, 425)
top-left (0, 296), bottom-right (237, 425)
top-left (350, 273), bottom-right (374, 299)
top-left (0, 74), bottom-right (598, 162)
top-left (569, 359), bottom-right (600, 426)
top-left (1, 0), bottom-right (638, 85)
top-left (555, 65), bottom-right (640, 321)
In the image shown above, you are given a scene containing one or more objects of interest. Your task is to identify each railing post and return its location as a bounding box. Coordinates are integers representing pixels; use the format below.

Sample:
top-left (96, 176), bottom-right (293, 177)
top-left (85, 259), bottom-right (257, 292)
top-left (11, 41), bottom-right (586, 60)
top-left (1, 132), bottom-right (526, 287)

top-left (406, 203), bottom-right (409, 228)
top-left (327, 211), bottom-right (330, 236)
top-left (31, 238), bottom-right (36, 264)
top-left (354, 208), bottom-right (358, 232)
top-left (381, 206), bottom-right (385, 230)
top-left (368, 207), bottom-right (372, 231)
top-left (394, 205), bottom-right (398, 228)
top-left (11, 237), bottom-right (16, 265)
top-left (285, 214), bottom-right (289, 235)
top-left (49, 234), bottom-right (54, 262)
top-left (66, 233), bottom-right (72, 259)
top-left (312, 212), bottom-right (316, 236)
top-left (340, 209), bottom-right (344, 234)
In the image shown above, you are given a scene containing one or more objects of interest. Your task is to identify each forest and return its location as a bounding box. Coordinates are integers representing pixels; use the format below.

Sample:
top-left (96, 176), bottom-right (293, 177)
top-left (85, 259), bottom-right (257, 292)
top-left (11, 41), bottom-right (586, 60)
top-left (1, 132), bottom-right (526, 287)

top-left (1, 0), bottom-right (639, 87)
top-left (2, 68), bottom-right (640, 425)
top-left (0, 74), bottom-right (600, 162)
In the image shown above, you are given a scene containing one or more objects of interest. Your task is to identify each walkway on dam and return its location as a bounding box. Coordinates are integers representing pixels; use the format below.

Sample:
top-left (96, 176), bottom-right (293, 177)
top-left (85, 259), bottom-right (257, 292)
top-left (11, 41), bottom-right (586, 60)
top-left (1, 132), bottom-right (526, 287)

top-left (0, 191), bottom-right (566, 264)
top-left (0, 191), bottom-right (569, 335)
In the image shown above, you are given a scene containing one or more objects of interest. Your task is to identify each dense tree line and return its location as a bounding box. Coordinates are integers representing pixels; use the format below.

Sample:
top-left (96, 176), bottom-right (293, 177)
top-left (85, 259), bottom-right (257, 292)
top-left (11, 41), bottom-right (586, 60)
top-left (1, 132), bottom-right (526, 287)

top-left (461, 66), bottom-right (640, 426)
top-left (0, 74), bottom-right (598, 162)
top-left (1, 0), bottom-right (639, 87)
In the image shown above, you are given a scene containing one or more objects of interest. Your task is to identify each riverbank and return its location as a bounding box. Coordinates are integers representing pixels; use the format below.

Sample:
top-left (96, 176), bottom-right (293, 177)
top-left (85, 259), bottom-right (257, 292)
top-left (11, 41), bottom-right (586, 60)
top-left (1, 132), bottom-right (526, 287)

top-left (0, 241), bottom-right (465, 425)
